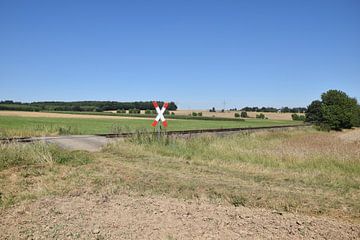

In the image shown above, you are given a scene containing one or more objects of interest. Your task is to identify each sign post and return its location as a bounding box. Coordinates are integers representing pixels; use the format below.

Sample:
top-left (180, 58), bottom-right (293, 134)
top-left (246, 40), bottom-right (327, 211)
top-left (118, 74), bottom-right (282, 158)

top-left (152, 101), bottom-right (168, 138)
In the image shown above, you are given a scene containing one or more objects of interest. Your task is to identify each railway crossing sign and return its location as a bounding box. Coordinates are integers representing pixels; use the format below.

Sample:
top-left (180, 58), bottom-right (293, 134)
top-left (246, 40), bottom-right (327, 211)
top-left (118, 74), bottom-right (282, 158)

top-left (152, 101), bottom-right (168, 127)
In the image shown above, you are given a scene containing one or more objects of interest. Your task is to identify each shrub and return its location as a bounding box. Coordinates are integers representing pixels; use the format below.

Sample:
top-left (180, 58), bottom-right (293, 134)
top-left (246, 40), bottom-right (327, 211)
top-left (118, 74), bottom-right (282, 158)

top-left (128, 109), bottom-right (141, 114)
top-left (171, 112), bottom-right (175, 116)
top-left (305, 100), bottom-right (323, 124)
top-left (144, 109), bottom-right (152, 114)
top-left (234, 113), bottom-right (240, 118)
top-left (192, 112), bottom-right (198, 117)
top-left (164, 110), bottom-right (170, 115)
top-left (116, 109), bottom-right (126, 114)
top-left (256, 113), bottom-right (266, 119)
top-left (198, 112), bottom-right (203, 117)
top-left (240, 111), bottom-right (248, 118)
top-left (291, 113), bottom-right (305, 121)
top-left (306, 90), bottom-right (360, 130)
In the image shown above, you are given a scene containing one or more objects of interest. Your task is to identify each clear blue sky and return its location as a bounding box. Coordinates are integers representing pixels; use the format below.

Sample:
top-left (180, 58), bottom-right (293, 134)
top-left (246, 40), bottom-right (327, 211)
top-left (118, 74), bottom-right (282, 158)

top-left (0, 0), bottom-right (359, 109)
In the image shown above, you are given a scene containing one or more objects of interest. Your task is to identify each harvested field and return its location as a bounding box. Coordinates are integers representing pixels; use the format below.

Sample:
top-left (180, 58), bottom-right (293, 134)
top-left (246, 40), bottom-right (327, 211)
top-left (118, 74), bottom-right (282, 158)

top-left (174, 110), bottom-right (303, 120)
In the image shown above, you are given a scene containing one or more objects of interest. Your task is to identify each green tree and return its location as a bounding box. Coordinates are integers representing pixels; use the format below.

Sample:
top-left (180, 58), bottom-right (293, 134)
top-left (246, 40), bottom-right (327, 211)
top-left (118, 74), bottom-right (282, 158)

top-left (305, 100), bottom-right (323, 124)
top-left (321, 90), bottom-right (358, 130)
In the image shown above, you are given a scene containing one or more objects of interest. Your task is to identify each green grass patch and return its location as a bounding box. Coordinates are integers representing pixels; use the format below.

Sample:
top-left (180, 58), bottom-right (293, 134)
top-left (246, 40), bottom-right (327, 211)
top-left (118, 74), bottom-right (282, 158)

top-left (0, 142), bottom-right (92, 170)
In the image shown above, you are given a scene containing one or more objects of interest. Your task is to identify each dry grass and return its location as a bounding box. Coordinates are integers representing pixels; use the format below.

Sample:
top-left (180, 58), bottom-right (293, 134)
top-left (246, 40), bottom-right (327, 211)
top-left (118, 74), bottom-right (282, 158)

top-left (103, 128), bottom-right (360, 221)
top-left (1, 128), bottom-right (359, 223)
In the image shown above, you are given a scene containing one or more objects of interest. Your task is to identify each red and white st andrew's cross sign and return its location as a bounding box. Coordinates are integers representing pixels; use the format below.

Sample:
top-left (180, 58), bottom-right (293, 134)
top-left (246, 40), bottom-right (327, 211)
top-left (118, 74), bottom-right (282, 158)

top-left (152, 101), bottom-right (168, 127)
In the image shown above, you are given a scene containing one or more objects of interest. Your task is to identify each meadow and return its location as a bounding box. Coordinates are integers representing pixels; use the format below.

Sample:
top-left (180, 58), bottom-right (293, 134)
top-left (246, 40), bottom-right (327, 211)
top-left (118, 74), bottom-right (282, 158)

top-left (0, 113), bottom-right (299, 137)
top-left (0, 128), bottom-right (359, 223)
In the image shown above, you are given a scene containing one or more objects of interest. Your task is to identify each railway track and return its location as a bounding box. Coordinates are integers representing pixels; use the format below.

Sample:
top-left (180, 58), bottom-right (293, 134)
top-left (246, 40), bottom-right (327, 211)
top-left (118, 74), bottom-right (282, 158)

top-left (0, 124), bottom-right (309, 144)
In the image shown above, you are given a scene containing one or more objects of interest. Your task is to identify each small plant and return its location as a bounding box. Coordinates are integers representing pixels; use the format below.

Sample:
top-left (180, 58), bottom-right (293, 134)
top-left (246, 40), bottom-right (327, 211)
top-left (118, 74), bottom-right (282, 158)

top-left (256, 113), bottom-right (266, 119)
top-left (240, 111), bottom-right (248, 118)
top-left (192, 112), bottom-right (198, 117)
top-left (198, 112), bottom-right (203, 117)
top-left (171, 112), bottom-right (175, 116)
top-left (230, 195), bottom-right (246, 207)
top-left (116, 109), bottom-right (126, 114)
top-left (144, 109), bottom-right (152, 114)
top-left (234, 113), bottom-right (240, 118)
top-left (128, 109), bottom-right (140, 114)
top-left (291, 113), bottom-right (305, 121)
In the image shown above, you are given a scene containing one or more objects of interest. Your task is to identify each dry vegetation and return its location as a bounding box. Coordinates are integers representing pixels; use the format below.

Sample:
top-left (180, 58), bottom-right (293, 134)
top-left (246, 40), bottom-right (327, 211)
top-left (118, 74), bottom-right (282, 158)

top-left (1, 128), bottom-right (359, 238)
top-left (1, 128), bottom-right (359, 222)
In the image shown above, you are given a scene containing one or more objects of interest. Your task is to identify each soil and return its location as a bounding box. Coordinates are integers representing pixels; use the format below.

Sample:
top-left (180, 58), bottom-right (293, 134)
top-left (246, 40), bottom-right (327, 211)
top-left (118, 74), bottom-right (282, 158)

top-left (1, 192), bottom-right (359, 240)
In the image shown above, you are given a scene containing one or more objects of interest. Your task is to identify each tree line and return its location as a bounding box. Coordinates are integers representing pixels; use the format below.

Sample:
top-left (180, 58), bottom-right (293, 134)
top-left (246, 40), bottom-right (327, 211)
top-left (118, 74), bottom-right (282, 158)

top-left (0, 100), bottom-right (178, 112)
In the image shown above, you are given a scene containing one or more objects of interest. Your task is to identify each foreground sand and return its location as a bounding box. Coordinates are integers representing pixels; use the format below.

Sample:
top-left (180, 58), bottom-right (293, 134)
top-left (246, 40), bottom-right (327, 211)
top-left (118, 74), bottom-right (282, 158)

top-left (1, 192), bottom-right (359, 240)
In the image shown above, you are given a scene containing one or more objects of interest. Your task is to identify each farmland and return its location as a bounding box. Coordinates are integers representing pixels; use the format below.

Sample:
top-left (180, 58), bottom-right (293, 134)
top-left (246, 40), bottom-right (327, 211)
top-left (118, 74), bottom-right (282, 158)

top-left (0, 111), bottom-right (300, 137)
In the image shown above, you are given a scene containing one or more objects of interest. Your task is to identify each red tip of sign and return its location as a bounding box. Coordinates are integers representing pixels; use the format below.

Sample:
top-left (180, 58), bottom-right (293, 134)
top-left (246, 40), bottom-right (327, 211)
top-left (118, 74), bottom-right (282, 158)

top-left (162, 120), bottom-right (168, 127)
top-left (152, 101), bottom-right (159, 108)
top-left (163, 102), bottom-right (169, 109)
top-left (152, 120), bottom-right (158, 127)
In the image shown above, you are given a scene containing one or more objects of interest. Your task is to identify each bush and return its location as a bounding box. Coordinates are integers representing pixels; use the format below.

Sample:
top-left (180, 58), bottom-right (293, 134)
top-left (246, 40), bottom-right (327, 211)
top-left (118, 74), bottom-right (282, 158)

top-left (291, 113), bottom-right (305, 121)
top-left (256, 113), bottom-right (266, 119)
top-left (128, 109), bottom-right (140, 114)
top-left (198, 112), bottom-right (202, 117)
top-left (240, 111), bottom-right (248, 118)
top-left (116, 109), bottom-right (126, 114)
top-left (192, 112), bottom-right (198, 117)
top-left (171, 112), bottom-right (175, 116)
top-left (305, 100), bottom-right (323, 123)
top-left (144, 109), bottom-right (152, 114)
top-left (234, 113), bottom-right (240, 118)
top-left (164, 110), bottom-right (170, 115)
top-left (306, 90), bottom-right (359, 130)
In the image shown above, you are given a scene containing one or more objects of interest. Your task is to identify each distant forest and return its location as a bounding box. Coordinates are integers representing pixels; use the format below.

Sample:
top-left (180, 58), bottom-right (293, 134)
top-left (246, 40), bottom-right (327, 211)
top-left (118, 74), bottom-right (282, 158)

top-left (0, 100), bottom-right (178, 112)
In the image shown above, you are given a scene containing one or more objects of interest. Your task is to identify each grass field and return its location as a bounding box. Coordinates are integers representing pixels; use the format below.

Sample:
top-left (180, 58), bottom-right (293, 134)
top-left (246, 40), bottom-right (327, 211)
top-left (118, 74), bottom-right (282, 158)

top-left (0, 114), bottom-right (300, 137)
top-left (0, 128), bottom-right (359, 223)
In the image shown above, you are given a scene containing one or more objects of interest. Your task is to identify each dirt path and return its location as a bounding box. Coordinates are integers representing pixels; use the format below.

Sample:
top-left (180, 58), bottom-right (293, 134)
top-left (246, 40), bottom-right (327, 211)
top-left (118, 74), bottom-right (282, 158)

top-left (40, 135), bottom-right (113, 152)
top-left (1, 192), bottom-right (359, 240)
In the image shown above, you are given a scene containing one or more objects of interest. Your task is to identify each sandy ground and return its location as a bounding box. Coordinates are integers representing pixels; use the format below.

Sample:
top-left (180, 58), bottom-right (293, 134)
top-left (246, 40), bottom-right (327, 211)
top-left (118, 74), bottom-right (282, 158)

top-left (0, 111), bottom-right (155, 121)
top-left (1, 192), bottom-right (359, 240)
top-left (173, 110), bottom-right (301, 120)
